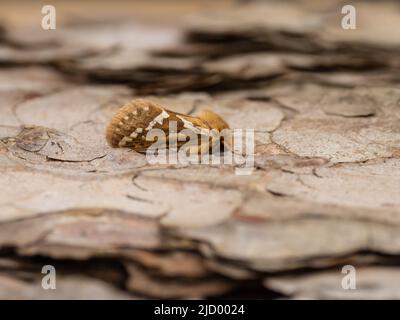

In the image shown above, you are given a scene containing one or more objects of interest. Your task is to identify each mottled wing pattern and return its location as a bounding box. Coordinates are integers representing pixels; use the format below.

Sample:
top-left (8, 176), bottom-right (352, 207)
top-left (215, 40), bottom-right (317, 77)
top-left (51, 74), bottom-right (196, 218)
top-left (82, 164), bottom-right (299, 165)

top-left (106, 99), bottom-right (213, 153)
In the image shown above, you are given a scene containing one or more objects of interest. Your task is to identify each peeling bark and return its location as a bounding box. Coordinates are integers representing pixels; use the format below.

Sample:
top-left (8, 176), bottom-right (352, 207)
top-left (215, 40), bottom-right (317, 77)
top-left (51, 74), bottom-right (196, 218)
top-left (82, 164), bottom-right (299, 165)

top-left (0, 0), bottom-right (399, 299)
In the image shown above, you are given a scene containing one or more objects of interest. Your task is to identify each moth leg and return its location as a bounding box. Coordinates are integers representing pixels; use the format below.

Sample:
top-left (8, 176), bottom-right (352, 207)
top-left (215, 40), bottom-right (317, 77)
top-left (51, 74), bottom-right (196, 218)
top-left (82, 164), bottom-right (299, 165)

top-left (221, 129), bottom-right (236, 153)
top-left (208, 138), bottom-right (222, 154)
top-left (198, 136), bottom-right (225, 157)
top-left (223, 130), bottom-right (251, 157)
top-left (200, 139), bottom-right (213, 155)
top-left (183, 142), bottom-right (210, 156)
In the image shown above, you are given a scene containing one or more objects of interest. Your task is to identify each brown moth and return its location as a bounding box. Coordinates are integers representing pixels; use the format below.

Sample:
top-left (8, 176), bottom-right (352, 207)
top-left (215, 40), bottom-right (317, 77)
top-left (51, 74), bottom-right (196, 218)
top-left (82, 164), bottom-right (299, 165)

top-left (106, 99), bottom-right (232, 154)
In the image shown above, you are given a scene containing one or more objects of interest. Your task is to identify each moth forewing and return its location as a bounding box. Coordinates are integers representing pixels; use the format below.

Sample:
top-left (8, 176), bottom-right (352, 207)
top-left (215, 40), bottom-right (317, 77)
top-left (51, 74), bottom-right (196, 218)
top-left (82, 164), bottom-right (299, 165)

top-left (106, 99), bottom-right (230, 156)
top-left (106, 99), bottom-right (166, 151)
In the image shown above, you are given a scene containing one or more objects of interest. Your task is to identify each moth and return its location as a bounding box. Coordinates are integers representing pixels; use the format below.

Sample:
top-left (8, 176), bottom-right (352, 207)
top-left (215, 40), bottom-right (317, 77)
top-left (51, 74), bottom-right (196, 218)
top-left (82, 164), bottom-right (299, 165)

top-left (106, 99), bottom-right (232, 155)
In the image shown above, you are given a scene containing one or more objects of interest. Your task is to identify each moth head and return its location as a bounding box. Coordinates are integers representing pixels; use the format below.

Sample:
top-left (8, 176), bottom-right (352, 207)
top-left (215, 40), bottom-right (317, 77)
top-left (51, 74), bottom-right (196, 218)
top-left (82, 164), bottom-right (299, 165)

top-left (197, 110), bottom-right (230, 132)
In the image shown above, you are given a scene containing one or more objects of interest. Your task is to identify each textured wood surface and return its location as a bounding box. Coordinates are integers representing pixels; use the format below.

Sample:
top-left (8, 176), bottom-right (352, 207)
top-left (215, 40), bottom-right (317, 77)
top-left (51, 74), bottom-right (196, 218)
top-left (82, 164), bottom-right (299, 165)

top-left (0, 0), bottom-right (400, 299)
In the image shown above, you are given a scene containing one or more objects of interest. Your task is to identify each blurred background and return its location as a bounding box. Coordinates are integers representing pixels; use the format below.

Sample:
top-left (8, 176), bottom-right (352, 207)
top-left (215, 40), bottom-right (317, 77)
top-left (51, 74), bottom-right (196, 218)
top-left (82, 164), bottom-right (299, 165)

top-left (1, 0), bottom-right (400, 300)
top-left (0, 0), bottom-right (233, 27)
